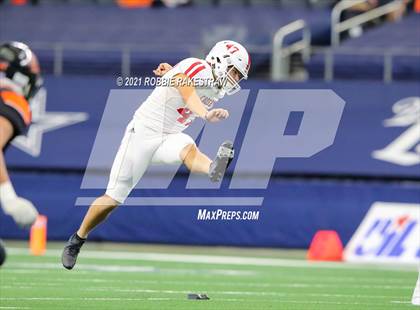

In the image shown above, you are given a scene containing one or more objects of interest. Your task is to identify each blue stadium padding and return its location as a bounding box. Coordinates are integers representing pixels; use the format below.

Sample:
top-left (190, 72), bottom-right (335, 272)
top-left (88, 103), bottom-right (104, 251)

top-left (5, 77), bottom-right (420, 179)
top-left (1, 76), bottom-right (419, 247)
top-left (307, 14), bottom-right (420, 80)
top-left (0, 172), bottom-right (418, 248)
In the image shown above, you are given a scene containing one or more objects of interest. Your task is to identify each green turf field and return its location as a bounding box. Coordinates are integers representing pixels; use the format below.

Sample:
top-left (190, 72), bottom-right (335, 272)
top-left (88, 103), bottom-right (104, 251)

top-left (0, 241), bottom-right (417, 310)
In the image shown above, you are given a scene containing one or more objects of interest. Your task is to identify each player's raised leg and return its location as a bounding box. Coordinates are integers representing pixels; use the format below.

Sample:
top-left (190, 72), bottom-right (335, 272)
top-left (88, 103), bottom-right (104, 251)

top-left (180, 143), bottom-right (212, 174)
top-left (181, 141), bottom-right (234, 182)
top-left (153, 132), bottom-right (235, 182)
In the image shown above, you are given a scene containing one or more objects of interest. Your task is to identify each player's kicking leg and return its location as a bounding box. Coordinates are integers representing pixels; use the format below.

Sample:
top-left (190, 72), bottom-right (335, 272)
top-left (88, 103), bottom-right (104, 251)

top-left (150, 132), bottom-right (235, 181)
top-left (181, 140), bottom-right (234, 182)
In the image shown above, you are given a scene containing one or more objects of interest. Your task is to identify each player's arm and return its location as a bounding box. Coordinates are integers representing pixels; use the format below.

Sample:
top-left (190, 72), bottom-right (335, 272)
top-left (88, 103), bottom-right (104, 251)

top-left (173, 73), bottom-right (228, 122)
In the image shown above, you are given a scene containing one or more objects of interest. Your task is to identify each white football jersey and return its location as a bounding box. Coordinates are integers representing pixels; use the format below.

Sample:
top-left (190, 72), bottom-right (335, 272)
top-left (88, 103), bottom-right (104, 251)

top-left (134, 58), bottom-right (224, 134)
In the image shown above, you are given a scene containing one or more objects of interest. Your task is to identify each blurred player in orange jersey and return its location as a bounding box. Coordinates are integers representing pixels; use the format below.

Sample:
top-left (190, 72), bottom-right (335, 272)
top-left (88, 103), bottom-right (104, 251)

top-left (0, 42), bottom-right (42, 230)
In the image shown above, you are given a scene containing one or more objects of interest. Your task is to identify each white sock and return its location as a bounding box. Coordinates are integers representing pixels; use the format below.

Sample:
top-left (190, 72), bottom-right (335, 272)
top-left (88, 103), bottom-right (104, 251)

top-left (0, 181), bottom-right (18, 205)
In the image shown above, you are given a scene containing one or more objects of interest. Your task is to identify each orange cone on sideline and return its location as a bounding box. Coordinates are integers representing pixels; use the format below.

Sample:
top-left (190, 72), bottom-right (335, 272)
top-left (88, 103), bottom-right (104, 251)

top-left (29, 215), bottom-right (47, 256)
top-left (307, 230), bottom-right (343, 261)
top-left (415, 0), bottom-right (420, 13)
top-left (117, 0), bottom-right (153, 8)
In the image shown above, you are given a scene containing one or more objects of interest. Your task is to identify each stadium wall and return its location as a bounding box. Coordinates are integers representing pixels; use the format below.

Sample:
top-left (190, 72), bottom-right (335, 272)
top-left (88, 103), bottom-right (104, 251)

top-left (1, 77), bottom-right (419, 248)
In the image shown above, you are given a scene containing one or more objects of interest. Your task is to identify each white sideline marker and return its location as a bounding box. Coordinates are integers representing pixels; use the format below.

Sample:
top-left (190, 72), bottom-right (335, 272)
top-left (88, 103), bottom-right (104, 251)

top-left (6, 247), bottom-right (417, 271)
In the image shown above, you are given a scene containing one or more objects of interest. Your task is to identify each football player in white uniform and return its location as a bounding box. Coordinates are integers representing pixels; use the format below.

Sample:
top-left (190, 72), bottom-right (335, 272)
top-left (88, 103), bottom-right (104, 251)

top-left (62, 40), bottom-right (251, 269)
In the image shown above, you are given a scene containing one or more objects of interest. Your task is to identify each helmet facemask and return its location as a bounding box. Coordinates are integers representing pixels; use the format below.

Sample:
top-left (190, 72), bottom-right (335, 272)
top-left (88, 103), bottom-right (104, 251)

top-left (218, 65), bottom-right (246, 96)
top-left (206, 40), bottom-right (250, 96)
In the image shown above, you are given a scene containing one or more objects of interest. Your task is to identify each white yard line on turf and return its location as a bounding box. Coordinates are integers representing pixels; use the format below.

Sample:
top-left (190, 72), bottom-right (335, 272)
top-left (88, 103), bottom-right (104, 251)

top-left (81, 287), bottom-right (413, 297)
top-left (0, 297), bottom-right (195, 302)
top-left (2, 273), bottom-right (410, 285)
top-left (6, 248), bottom-right (416, 271)
top-left (0, 297), bottom-right (400, 306)
top-left (4, 262), bottom-right (256, 276)
top-left (7, 263), bottom-right (156, 273)
top-left (86, 287), bottom-right (415, 296)
top-left (1, 277), bottom-right (413, 291)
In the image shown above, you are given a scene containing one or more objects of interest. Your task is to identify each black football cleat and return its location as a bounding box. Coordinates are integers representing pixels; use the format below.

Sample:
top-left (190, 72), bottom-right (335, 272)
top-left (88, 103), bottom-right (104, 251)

top-left (209, 140), bottom-right (234, 182)
top-left (0, 239), bottom-right (6, 267)
top-left (61, 233), bottom-right (85, 270)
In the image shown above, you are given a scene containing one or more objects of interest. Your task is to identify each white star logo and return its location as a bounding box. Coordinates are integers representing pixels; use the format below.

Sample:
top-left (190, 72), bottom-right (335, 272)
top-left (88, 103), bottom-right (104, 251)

top-left (12, 88), bottom-right (89, 157)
